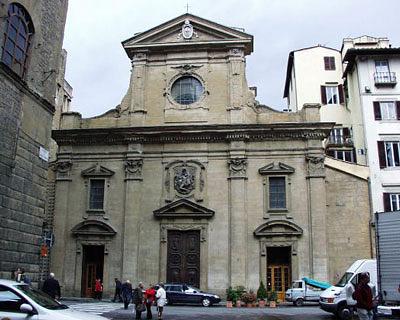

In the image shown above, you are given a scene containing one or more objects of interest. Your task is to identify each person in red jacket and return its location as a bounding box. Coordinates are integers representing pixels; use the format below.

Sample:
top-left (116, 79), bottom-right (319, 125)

top-left (352, 273), bottom-right (373, 320)
top-left (145, 284), bottom-right (156, 319)
top-left (94, 278), bottom-right (103, 300)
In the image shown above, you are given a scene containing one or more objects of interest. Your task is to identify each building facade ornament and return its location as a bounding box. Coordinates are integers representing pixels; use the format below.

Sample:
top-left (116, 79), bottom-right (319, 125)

top-left (306, 155), bottom-right (325, 177)
top-left (124, 159), bottom-right (143, 180)
top-left (228, 157), bottom-right (248, 178)
top-left (55, 161), bottom-right (73, 180)
top-left (178, 19), bottom-right (198, 40)
top-left (174, 167), bottom-right (195, 195)
top-left (160, 223), bottom-right (207, 243)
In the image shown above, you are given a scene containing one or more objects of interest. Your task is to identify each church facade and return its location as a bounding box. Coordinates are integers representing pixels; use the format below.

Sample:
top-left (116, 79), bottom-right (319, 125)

top-left (51, 14), bottom-right (372, 298)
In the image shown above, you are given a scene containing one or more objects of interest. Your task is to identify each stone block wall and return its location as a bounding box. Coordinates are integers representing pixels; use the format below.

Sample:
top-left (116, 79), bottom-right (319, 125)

top-left (0, 0), bottom-right (68, 282)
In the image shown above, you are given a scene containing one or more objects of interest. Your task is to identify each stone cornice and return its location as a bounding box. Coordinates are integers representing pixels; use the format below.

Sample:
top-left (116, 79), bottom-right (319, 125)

top-left (52, 123), bottom-right (333, 146)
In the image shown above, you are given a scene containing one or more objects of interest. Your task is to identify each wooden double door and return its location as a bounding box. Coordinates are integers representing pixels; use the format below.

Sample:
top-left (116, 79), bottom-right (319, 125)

top-left (167, 230), bottom-right (200, 288)
top-left (267, 265), bottom-right (291, 302)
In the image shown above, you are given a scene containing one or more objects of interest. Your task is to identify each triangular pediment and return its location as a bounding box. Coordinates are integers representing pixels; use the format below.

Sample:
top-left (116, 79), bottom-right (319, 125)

top-left (258, 162), bottom-right (295, 175)
top-left (122, 13), bottom-right (253, 57)
top-left (154, 198), bottom-right (214, 219)
top-left (71, 220), bottom-right (117, 237)
top-left (254, 220), bottom-right (303, 237)
top-left (81, 163), bottom-right (115, 177)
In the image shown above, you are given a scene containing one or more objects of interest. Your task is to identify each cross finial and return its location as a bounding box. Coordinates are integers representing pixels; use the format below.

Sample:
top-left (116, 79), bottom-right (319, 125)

top-left (185, 2), bottom-right (190, 13)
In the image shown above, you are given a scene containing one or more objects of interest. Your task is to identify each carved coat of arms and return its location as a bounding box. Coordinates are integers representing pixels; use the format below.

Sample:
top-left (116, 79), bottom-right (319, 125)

top-left (174, 167), bottom-right (195, 195)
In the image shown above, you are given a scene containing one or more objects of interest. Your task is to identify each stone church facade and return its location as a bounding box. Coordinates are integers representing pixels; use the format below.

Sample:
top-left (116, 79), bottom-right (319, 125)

top-left (51, 14), bottom-right (372, 298)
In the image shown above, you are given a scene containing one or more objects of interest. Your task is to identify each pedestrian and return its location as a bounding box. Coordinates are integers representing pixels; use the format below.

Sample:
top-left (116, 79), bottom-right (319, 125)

top-left (352, 272), bottom-right (374, 320)
top-left (94, 278), bottom-right (103, 300)
top-left (121, 280), bottom-right (133, 310)
top-left (133, 282), bottom-right (145, 319)
top-left (155, 283), bottom-right (166, 320)
top-left (145, 284), bottom-right (156, 319)
top-left (42, 272), bottom-right (61, 299)
top-left (112, 278), bottom-right (123, 302)
top-left (13, 268), bottom-right (22, 282)
top-left (20, 269), bottom-right (31, 285)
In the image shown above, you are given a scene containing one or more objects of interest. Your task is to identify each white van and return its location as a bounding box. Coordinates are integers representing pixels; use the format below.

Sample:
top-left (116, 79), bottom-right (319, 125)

top-left (319, 259), bottom-right (376, 319)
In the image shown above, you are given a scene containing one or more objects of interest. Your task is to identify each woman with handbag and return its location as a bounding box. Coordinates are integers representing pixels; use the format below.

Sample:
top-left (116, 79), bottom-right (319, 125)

top-left (145, 284), bottom-right (156, 319)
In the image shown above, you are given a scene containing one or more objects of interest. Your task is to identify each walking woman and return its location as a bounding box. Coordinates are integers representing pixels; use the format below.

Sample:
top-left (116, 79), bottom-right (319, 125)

top-left (145, 284), bottom-right (156, 319)
top-left (121, 280), bottom-right (133, 309)
top-left (155, 283), bottom-right (167, 320)
top-left (94, 279), bottom-right (103, 300)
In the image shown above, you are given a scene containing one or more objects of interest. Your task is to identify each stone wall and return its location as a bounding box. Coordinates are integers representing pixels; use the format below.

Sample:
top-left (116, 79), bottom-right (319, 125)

top-left (0, 0), bottom-right (68, 282)
top-left (325, 166), bottom-right (373, 284)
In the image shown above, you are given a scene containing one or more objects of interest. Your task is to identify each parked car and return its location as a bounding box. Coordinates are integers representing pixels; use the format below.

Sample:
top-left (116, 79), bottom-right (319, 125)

top-left (0, 279), bottom-right (106, 320)
top-left (162, 283), bottom-right (220, 307)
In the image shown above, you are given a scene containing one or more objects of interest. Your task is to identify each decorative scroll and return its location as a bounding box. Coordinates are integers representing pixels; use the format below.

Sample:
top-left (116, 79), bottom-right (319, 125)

top-left (55, 161), bottom-right (72, 180)
top-left (306, 155), bottom-right (325, 177)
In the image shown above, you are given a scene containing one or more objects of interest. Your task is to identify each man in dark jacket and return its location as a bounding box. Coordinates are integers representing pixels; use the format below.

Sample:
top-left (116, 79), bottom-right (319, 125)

top-left (352, 272), bottom-right (374, 320)
top-left (121, 280), bottom-right (133, 310)
top-left (133, 282), bottom-right (145, 319)
top-left (112, 278), bottom-right (123, 302)
top-left (42, 273), bottom-right (61, 299)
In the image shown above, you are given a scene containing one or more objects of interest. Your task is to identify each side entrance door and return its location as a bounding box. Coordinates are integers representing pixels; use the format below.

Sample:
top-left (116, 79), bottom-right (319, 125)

top-left (167, 230), bottom-right (200, 288)
top-left (81, 245), bottom-right (104, 297)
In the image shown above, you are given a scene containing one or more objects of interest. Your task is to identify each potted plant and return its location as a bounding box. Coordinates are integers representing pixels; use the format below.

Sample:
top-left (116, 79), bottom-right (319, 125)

top-left (235, 286), bottom-right (245, 307)
top-left (268, 290), bottom-right (278, 308)
top-left (241, 290), bottom-right (256, 307)
top-left (225, 286), bottom-right (237, 308)
top-left (257, 281), bottom-right (267, 307)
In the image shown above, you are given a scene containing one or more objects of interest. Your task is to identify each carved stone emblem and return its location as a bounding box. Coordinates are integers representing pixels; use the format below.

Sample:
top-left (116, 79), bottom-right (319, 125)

top-left (125, 159), bottom-right (143, 180)
top-left (54, 161), bottom-right (72, 179)
top-left (306, 155), bottom-right (325, 176)
top-left (174, 167), bottom-right (195, 194)
top-left (182, 19), bottom-right (193, 39)
top-left (228, 157), bottom-right (248, 177)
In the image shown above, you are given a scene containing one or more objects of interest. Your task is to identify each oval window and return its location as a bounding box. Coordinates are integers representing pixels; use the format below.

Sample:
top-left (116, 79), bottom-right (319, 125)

top-left (171, 76), bottom-right (204, 105)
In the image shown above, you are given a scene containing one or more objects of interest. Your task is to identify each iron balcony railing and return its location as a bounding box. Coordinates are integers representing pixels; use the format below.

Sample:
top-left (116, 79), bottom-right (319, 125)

top-left (374, 72), bottom-right (397, 86)
top-left (326, 135), bottom-right (353, 146)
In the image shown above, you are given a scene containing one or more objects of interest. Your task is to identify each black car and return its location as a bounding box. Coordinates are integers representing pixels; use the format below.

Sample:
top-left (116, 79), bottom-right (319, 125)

top-left (163, 283), bottom-right (221, 307)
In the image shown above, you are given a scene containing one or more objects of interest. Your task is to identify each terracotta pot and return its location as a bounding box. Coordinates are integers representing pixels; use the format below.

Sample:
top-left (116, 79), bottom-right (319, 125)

top-left (258, 300), bottom-right (266, 308)
top-left (226, 301), bottom-right (233, 308)
top-left (269, 301), bottom-right (276, 308)
top-left (236, 300), bottom-right (241, 308)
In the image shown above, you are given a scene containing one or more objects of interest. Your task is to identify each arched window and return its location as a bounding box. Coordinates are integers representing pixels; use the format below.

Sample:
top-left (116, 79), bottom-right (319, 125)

top-left (1, 3), bottom-right (34, 78)
top-left (171, 76), bottom-right (204, 105)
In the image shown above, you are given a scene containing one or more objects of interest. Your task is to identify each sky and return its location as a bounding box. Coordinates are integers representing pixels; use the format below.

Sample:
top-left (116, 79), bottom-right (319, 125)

top-left (63, 0), bottom-right (400, 118)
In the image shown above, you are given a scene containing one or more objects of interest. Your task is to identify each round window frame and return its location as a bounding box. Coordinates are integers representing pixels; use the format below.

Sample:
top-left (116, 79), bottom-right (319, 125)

top-left (167, 73), bottom-right (206, 107)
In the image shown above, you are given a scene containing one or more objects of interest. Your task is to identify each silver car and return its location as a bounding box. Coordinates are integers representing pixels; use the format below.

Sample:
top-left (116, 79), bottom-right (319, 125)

top-left (0, 279), bottom-right (106, 320)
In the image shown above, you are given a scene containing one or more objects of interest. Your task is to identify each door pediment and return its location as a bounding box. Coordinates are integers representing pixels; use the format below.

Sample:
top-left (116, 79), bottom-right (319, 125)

top-left (258, 162), bottom-right (295, 175)
top-left (71, 220), bottom-right (117, 237)
top-left (122, 13), bottom-right (253, 57)
top-left (254, 220), bottom-right (303, 237)
top-left (154, 199), bottom-right (214, 219)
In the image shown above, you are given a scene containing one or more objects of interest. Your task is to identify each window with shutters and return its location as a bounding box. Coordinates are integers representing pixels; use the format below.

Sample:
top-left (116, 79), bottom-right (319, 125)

top-left (1, 3), bottom-right (34, 78)
top-left (378, 141), bottom-right (400, 168)
top-left (324, 56), bottom-right (335, 70)
top-left (321, 85), bottom-right (344, 105)
top-left (373, 101), bottom-right (400, 120)
top-left (383, 193), bottom-right (400, 211)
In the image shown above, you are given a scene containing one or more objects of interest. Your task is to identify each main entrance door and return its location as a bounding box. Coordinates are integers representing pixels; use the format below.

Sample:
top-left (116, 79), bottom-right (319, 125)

top-left (267, 246), bottom-right (291, 301)
top-left (81, 245), bottom-right (104, 297)
top-left (167, 230), bottom-right (200, 287)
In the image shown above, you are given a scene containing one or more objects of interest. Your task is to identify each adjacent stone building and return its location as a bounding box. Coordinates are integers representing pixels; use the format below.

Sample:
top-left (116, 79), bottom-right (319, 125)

top-left (51, 14), bottom-right (372, 299)
top-left (0, 0), bottom-right (68, 282)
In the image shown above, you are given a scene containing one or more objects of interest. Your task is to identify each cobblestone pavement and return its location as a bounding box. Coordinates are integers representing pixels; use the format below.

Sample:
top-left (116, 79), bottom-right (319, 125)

top-left (64, 301), bottom-right (334, 319)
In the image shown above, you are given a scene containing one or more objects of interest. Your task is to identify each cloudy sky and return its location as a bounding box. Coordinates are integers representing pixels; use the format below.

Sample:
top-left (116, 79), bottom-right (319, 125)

top-left (63, 0), bottom-right (400, 118)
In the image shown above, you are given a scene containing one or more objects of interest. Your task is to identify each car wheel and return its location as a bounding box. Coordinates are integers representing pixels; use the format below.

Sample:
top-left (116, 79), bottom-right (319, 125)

top-left (294, 298), bottom-right (304, 307)
top-left (202, 298), bottom-right (211, 307)
top-left (337, 304), bottom-right (350, 320)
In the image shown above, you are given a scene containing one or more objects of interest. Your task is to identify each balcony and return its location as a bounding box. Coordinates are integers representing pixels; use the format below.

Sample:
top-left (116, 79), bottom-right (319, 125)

top-left (326, 135), bottom-right (353, 147)
top-left (374, 72), bottom-right (397, 87)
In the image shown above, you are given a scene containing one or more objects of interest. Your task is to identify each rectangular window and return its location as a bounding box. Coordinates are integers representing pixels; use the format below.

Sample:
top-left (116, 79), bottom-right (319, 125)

top-left (385, 142), bottom-right (400, 167)
top-left (269, 177), bottom-right (286, 209)
top-left (375, 60), bottom-right (390, 73)
top-left (89, 179), bottom-right (105, 210)
top-left (326, 86), bottom-right (339, 104)
top-left (333, 150), bottom-right (354, 162)
top-left (374, 101), bottom-right (400, 120)
top-left (390, 194), bottom-right (400, 211)
top-left (324, 56), bottom-right (336, 70)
